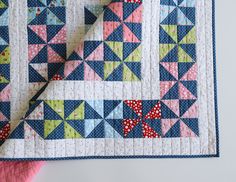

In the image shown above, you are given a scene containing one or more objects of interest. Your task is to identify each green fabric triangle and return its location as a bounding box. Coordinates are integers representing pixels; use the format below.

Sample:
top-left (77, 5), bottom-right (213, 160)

top-left (178, 46), bottom-right (193, 62)
top-left (179, 28), bottom-right (196, 44)
top-left (0, 76), bottom-right (9, 83)
top-left (124, 45), bottom-right (141, 62)
top-left (66, 102), bottom-right (85, 120)
top-left (123, 64), bottom-right (139, 81)
top-left (44, 120), bottom-right (63, 138)
top-left (45, 100), bottom-right (64, 119)
top-left (0, 46), bottom-right (10, 64)
top-left (104, 62), bottom-right (121, 80)
top-left (47, 9), bottom-right (64, 25)
top-left (106, 41), bottom-right (123, 60)
top-left (160, 44), bottom-right (175, 60)
top-left (64, 122), bottom-right (82, 139)
top-left (161, 25), bottom-right (177, 43)
top-left (0, 0), bottom-right (7, 8)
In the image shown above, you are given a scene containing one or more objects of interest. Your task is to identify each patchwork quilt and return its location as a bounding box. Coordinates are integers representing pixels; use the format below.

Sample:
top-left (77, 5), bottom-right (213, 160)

top-left (0, 0), bottom-right (219, 160)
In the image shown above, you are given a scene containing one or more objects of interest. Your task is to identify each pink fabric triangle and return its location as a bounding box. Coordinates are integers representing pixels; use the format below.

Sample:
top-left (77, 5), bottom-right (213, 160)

top-left (74, 42), bottom-right (84, 59)
top-left (48, 26), bottom-right (66, 44)
top-left (28, 44), bottom-right (46, 62)
top-left (0, 84), bottom-right (10, 102)
top-left (85, 43), bottom-right (104, 61)
top-left (47, 46), bottom-right (65, 63)
top-left (179, 82), bottom-right (196, 99)
top-left (160, 62), bottom-right (178, 80)
top-left (181, 63), bottom-right (197, 81)
top-left (181, 101), bottom-right (198, 118)
top-left (28, 25), bottom-right (47, 42)
top-left (64, 61), bottom-right (83, 78)
top-left (108, 2), bottom-right (123, 21)
top-left (0, 111), bottom-right (7, 121)
top-left (161, 119), bottom-right (178, 136)
top-left (124, 5), bottom-right (142, 23)
top-left (103, 22), bottom-right (121, 40)
top-left (123, 24), bottom-right (140, 42)
top-left (180, 120), bottom-right (197, 137)
top-left (160, 81), bottom-right (177, 98)
top-left (162, 100), bottom-right (179, 118)
top-left (84, 63), bottom-right (102, 81)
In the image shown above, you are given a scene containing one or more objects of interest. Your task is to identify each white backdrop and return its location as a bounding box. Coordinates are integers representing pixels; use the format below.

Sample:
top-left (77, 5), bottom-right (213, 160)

top-left (34, 1), bottom-right (236, 181)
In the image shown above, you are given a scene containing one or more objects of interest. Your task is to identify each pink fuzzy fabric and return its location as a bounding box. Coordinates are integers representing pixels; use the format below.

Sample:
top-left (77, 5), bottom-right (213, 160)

top-left (0, 162), bottom-right (44, 182)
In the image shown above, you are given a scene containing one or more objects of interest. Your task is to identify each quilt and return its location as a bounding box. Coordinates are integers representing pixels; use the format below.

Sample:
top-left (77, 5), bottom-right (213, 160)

top-left (0, 0), bottom-right (219, 160)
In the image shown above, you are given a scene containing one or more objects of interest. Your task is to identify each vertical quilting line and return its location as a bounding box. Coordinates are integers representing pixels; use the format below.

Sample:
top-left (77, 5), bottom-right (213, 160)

top-left (204, 0), bottom-right (210, 155)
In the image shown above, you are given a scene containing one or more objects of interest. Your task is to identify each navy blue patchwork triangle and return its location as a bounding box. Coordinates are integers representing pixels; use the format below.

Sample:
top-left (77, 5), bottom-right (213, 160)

top-left (0, 84), bottom-right (8, 92)
top-left (28, 8), bottom-right (47, 25)
top-left (0, 45), bottom-right (7, 53)
top-left (181, 81), bottom-right (197, 97)
top-left (28, 0), bottom-right (46, 7)
top-left (0, 102), bottom-right (10, 120)
top-left (123, 101), bottom-right (140, 119)
top-left (160, 101), bottom-right (178, 119)
top-left (85, 102), bottom-right (103, 119)
top-left (105, 25), bottom-right (123, 42)
top-left (87, 121), bottom-right (104, 138)
top-left (0, 8), bottom-right (7, 17)
top-left (30, 46), bottom-right (48, 63)
top-left (67, 51), bottom-right (83, 61)
top-left (125, 62), bottom-right (141, 80)
top-left (123, 42), bottom-right (140, 60)
top-left (179, 44), bottom-right (196, 61)
top-left (179, 99), bottom-right (196, 117)
top-left (65, 62), bottom-right (84, 80)
top-left (64, 100), bottom-right (84, 119)
top-left (28, 27), bottom-right (46, 44)
top-left (8, 122), bottom-right (24, 139)
top-left (44, 102), bottom-right (64, 120)
top-left (105, 64), bottom-right (123, 81)
top-left (160, 26), bottom-right (177, 44)
top-left (104, 6), bottom-right (121, 22)
top-left (85, 8), bottom-right (98, 25)
top-left (106, 119), bottom-right (124, 137)
top-left (48, 7), bottom-right (66, 23)
top-left (179, 7), bottom-right (195, 24)
top-left (104, 42), bottom-right (122, 62)
top-left (145, 119), bottom-right (162, 136)
top-left (177, 25), bottom-right (194, 42)
top-left (26, 120), bottom-right (44, 138)
top-left (0, 26), bottom-right (9, 43)
top-left (162, 82), bottom-right (179, 100)
top-left (181, 118), bottom-right (199, 136)
top-left (160, 64), bottom-right (177, 81)
top-left (0, 64), bottom-right (9, 80)
top-left (45, 122), bottom-right (64, 139)
top-left (124, 23), bottom-right (142, 42)
top-left (123, 2), bottom-right (140, 20)
top-left (47, 25), bottom-right (64, 42)
top-left (161, 45), bottom-right (178, 62)
top-left (126, 121), bottom-right (142, 138)
top-left (48, 63), bottom-right (64, 80)
top-left (160, 0), bottom-right (177, 6)
top-left (49, 44), bottom-right (67, 59)
top-left (29, 65), bottom-right (47, 82)
top-left (84, 41), bottom-right (102, 59)
top-left (66, 120), bottom-right (85, 137)
top-left (161, 8), bottom-right (178, 25)
top-left (178, 62), bottom-right (195, 79)
top-left (86, 61), bottom-right (104, 79)
top-left (164, 120), bottom-right (181, 138)
top-left (142, 100), bottom-right (160, 117)
top-left (104, 100), bottom-right (122, 118)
